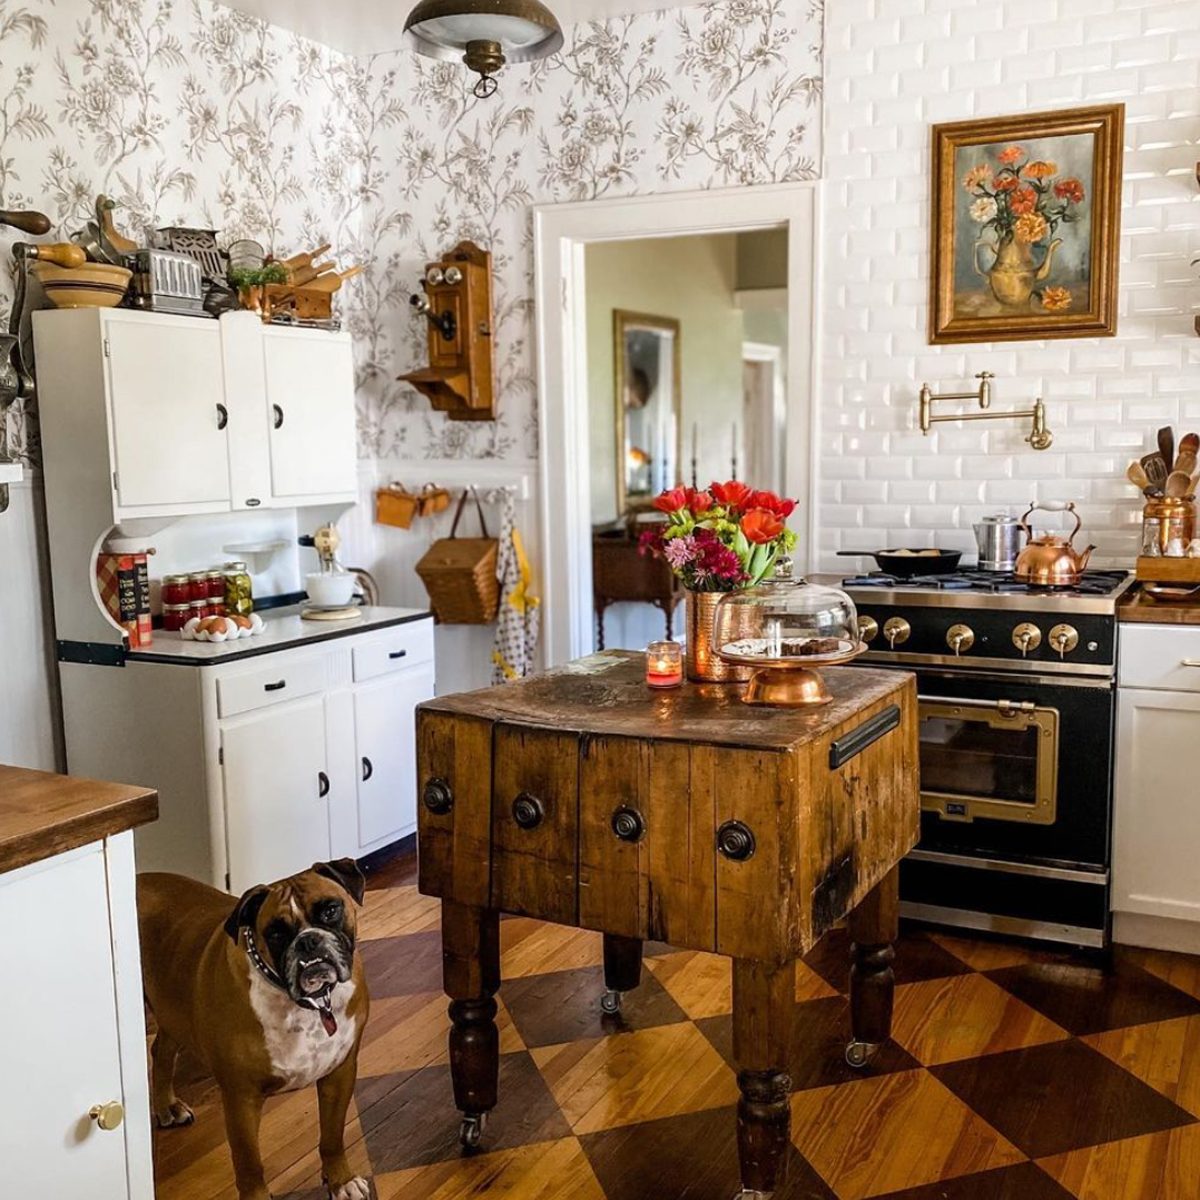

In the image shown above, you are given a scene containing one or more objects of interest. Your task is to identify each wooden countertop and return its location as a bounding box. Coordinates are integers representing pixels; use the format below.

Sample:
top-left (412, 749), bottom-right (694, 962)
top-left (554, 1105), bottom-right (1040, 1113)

top-left (1120, 588), bottom-right (1200, 625)
top-left (0, 765), bottom-right (157, 875)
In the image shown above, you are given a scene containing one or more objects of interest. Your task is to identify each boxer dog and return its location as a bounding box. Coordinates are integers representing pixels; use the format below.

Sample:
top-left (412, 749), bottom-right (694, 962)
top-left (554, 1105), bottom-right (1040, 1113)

top-left (138, 860), bottom-right (370, 1200)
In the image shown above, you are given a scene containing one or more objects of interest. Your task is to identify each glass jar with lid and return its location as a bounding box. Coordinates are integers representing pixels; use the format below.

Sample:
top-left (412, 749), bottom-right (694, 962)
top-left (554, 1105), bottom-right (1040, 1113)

top-left (711, 558), bottom-right (864, 706)
top-left (223, 561), bottom-right (253, 616)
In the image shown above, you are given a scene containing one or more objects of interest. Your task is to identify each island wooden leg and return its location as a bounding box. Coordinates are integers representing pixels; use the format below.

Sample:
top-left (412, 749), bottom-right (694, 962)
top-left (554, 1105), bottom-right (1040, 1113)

top-left (732, 959), bottom-right (794, 1197)
top-left (600, 933), bottom-right (643, 1014)
top-left (845, 865), bottom-right (899, 1068)
top-left (442, 899), bottom-right (500, 1149)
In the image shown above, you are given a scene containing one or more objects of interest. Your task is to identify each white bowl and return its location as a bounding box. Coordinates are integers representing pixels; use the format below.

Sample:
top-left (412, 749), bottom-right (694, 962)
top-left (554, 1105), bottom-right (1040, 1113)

top-left (305, 572), bottom-right (356, 607)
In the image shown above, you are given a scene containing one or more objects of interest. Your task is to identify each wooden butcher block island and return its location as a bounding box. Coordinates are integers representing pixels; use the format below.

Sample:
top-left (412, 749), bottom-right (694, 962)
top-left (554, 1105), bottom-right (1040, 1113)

top-left (417, 651), bottom-right (919, 1196)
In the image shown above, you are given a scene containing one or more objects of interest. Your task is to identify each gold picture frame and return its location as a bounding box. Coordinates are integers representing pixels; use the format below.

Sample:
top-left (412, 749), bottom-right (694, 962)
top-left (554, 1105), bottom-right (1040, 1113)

top-left (613, 309), bottom-right (682, 516)
top-left (929, 104), bottom-right (1124, 344)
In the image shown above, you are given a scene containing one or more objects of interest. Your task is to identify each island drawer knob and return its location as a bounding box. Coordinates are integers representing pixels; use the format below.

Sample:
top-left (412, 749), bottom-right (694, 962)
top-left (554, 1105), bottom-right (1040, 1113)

top-left (89, 1100), bottom-right (124, 1131)
top-left (716, 820), bottom-right (756, 862)
top-left (423, 777), bottom-right (454, 815)
top-left (512, 792), bottom-right (545, 830)
top-left (611, 806), bottom-right (645, 843)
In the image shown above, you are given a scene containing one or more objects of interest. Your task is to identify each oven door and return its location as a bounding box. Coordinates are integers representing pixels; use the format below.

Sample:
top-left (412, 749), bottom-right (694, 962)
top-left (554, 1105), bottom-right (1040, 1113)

top-left (906, 668), bottom-right (1113, 868)
top-left (919, 697), bottom-right (1057, 826)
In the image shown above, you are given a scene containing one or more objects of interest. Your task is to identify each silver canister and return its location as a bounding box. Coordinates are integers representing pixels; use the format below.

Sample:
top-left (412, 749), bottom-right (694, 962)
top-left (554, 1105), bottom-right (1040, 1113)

top-left (973, 513), bottom-right (1022, 571)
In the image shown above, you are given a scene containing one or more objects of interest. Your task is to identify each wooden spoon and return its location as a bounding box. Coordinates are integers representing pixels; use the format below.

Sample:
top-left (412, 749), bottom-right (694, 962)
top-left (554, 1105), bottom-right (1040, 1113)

top-left (1174, 449), bottom-right (1197, 478)
top-left (1159, 426), bottom-right (1176, 476)
top-left (1165, 470), bottom-right (1193, 498)
top-left (1127, 460), bottom-right (1151, 493)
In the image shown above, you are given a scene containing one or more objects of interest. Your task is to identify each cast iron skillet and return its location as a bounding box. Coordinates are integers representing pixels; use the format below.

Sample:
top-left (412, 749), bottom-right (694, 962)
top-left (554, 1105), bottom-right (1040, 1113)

top-left (835, 549), bottom-right (963, 577)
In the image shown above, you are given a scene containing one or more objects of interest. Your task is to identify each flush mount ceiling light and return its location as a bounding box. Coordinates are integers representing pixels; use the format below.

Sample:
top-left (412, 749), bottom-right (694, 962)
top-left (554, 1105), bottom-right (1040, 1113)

top-left (403, 0), bottom-right (563, 98)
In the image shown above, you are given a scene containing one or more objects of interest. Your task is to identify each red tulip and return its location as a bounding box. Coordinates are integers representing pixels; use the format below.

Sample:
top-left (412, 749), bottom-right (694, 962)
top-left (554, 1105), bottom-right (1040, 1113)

top-left (748, 490), bottom-right (797, 520)
top-left (742, 507), bottom-right (785, 544)
top-left (710, 479), bottom-right (753, 509)
top-left (686, 487), bottom-right (714, 513)
top-left (652, 485), bottom-right (690, 514)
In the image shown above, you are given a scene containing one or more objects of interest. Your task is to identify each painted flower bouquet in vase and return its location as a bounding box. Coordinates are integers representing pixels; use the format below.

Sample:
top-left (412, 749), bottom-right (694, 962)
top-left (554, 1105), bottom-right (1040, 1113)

top-left (640, 481), bottom-right (797, 682)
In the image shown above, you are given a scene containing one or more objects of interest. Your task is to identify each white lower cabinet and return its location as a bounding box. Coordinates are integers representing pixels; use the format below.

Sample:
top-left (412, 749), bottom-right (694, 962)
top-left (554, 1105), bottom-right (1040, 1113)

top-left (6, 834), bottom-right (153, 1197)
top-left (222, 694), bottom-right (331, 895)
top-left (1113, 622), bottom-right (1200, 950)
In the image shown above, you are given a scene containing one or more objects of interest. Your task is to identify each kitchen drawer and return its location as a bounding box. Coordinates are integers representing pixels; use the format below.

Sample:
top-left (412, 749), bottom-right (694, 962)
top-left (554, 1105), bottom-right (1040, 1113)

top-left (1119, 623), bottom-right (1200, 693)
top-left (217, 654), bottom-right (326, 718)
top-left (352, 621), bottom-right (434, 683)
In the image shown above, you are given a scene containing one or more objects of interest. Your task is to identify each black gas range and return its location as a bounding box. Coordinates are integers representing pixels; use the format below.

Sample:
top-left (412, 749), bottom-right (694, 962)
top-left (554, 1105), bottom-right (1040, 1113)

top-left (840, 567), bottom-right (1136, 949)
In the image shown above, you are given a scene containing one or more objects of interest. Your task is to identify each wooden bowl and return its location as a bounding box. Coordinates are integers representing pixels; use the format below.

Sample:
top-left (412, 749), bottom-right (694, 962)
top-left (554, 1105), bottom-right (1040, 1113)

top-left (32, 261), bottom-right (131, 309)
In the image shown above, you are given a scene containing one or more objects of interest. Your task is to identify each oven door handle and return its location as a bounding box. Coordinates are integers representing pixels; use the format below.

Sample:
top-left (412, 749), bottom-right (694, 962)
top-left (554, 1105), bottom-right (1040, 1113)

top-left (917, 694), bottom-right (1039, 713)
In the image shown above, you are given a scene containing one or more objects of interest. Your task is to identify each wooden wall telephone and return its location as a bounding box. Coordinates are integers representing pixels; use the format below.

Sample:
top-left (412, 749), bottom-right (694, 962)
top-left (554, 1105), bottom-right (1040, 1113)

top-left (399, 241), bottom-right (495, 421)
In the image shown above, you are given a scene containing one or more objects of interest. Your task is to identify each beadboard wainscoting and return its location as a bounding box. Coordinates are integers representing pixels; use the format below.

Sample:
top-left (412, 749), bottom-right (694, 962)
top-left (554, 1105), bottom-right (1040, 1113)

top-left (819, 0), bottom-right (1200, 570)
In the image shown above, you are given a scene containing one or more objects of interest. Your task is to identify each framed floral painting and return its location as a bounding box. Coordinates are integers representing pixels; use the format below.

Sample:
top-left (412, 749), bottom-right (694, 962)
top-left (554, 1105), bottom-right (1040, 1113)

top-left (929, 104), bottom-right (1124, 344)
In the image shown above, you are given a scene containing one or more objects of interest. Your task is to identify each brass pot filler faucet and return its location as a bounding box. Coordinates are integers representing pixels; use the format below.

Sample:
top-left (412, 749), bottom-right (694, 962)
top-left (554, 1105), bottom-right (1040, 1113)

top-left (918, 371), bottom-right (1052, 450)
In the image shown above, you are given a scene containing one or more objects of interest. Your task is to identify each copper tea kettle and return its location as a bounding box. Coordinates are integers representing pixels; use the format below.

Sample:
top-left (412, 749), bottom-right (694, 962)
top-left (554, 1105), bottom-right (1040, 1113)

top-left (1014, 501), bottom-right (1095, 586)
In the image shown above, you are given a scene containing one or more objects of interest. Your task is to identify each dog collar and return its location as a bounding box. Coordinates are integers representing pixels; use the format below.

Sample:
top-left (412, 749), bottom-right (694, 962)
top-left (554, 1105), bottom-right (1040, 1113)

top-left (243, 928), bottom-right (339, 1037)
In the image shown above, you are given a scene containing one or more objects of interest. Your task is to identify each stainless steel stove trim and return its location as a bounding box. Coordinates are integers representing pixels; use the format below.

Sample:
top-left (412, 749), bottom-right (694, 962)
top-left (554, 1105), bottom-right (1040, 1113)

top-left (900, 900), bottom-right (1106, 948)
top-left (911, 665), bottom-right (1114, 691)
top-left (861, 648), bottom-right (1114, 678)
top-left (906, 847), bottom-right (1107, 886)
top-left (841, 572), bottom-right (1135, 614)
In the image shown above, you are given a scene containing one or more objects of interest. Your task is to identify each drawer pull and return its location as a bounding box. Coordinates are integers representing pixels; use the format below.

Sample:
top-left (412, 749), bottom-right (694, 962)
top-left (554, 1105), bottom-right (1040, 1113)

top-left (611, 806), bottom-right (645, 843)
top-left (318, 771), bottom-right (330, 798)
top-left (716, 820), bottom-right (755, 862)
top-left (216, 402), bottom-right (228, 431)
top-left (264, 680), bottom-right (287, 692)
top-left (388, 649), bottom-right (408, 660)
top-left (512, 792), bottom-right (544, 830)
top-left (829, 704), bottom-right (901, 769)
top-left (362, 756), bottom-right (373, 782)
top-left (1182, 659), bottom-right (1200, 668)
top-left (423, 777), bottom-right (453, 815)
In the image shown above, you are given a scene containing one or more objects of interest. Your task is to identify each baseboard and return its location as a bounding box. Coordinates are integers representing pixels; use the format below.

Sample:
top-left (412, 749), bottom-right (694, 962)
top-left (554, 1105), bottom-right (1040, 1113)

top-left (1113, 911), bottom-right (1200, 955)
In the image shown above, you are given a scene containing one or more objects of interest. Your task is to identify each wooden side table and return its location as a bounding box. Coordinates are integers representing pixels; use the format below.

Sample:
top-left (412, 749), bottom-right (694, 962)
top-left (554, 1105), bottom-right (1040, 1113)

top-left (418, 652), bottom-right (919, 1196)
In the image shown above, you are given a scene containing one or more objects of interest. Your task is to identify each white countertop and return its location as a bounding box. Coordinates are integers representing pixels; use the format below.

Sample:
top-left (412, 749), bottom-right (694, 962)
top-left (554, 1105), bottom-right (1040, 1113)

top-left (126, 604), bottom-right (432, 665)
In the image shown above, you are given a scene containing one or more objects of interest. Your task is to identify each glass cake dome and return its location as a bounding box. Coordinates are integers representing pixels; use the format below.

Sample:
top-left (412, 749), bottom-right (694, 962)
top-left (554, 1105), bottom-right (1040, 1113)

top-left (711, 559), bottom-right (864, 706)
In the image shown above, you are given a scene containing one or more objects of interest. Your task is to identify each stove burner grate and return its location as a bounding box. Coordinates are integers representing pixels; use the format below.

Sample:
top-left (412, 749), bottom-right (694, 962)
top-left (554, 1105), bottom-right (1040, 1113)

top-left (842, 568), bottom-right (1129, 598)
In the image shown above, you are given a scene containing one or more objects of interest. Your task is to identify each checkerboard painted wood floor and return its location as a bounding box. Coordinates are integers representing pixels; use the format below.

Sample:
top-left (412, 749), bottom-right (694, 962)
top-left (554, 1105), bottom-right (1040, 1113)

top-left (153, 849), bottom-right (1200, 1199)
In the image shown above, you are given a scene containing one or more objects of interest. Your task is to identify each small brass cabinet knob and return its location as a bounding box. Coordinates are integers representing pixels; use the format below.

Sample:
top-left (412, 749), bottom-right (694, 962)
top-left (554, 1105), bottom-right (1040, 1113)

top-left (89, 1100), bottom-right (124, 1131)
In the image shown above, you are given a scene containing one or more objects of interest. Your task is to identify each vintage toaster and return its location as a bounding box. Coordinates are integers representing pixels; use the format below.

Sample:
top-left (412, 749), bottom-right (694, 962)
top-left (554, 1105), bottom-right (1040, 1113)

top-left (126, 249), bottom-right (207, 316)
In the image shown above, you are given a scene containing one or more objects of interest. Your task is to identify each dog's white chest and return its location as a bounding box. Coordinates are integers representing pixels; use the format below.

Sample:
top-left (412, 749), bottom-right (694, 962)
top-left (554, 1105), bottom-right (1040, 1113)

top-left (248, 973), bottom-right (358, 1091)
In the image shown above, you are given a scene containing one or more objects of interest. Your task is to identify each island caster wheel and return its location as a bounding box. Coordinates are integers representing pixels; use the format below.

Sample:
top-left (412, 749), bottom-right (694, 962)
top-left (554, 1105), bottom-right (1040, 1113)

top-left (459, 1113), bottom-right (486, 1149)
top-left (600, 988), bottom-right (622, 1014)
top-left (845, 1040), bottom-right (878, 1069)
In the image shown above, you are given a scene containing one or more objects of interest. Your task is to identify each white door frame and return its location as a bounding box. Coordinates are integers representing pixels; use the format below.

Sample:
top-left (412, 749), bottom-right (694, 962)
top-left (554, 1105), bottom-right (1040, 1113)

top-left (741, 340), bottom-right (787, 494)
top-left (533, 181), bottom-right (821, 667)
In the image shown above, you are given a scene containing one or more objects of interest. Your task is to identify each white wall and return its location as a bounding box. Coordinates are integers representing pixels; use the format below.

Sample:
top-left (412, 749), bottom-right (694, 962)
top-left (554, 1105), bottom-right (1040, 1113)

top-left (819, 0), bottom-right (1200, 569)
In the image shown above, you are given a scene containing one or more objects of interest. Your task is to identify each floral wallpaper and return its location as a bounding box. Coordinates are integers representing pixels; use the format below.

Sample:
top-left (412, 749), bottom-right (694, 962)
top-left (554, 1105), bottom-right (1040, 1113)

top-left (350, 0), bottom-right (824, 462)
top-left (0, 0), bottom-right (823, 468)
top-left (0, 0), bottom-right (360, 466)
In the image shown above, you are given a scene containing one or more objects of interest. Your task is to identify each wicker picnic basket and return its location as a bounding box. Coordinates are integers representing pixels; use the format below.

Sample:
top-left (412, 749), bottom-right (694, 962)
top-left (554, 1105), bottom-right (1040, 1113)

top-left (415, 488), bottom-right (499, 624)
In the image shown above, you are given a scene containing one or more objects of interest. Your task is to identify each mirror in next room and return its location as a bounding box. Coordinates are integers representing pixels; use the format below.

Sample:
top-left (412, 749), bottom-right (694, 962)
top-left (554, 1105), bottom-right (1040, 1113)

top-left (586, 227), bottom-right (788, 652)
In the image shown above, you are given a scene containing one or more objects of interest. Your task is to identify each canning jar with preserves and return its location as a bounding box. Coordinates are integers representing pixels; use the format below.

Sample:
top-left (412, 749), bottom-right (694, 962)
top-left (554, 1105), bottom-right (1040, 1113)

top-left (162, 603), bottom-right (191, 632)
top-left (161, 574), bottom-right (191, 606)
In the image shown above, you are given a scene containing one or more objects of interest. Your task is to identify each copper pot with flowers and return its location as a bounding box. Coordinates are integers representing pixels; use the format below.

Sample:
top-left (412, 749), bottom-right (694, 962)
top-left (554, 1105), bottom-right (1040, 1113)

top-left (640, 481), bottom-right (798, 683)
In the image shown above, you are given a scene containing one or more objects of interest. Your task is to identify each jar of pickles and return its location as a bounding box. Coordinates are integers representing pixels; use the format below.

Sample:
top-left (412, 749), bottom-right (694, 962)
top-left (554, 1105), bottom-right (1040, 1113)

top-left (223, 561), bottom-right (253, 616)
top-left (1143, 496), bottom-right (1196, 558)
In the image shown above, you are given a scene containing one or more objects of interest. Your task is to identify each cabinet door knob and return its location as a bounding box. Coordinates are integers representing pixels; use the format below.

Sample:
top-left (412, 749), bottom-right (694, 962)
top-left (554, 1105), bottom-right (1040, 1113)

top-left (611, 806), bottom-right (645, 843)
top-left (89, 1101), bottom-right (124, 1131)
top-left (318, 771), bottom-right (330, 798)
top-left (361, 756), bottom-right (373, 782)
top-left (423, 777), bottom-right (453, 815)
top-left (216, 402), bottom-right (229, 430)
top-left (716, 820), bottom-right (756, 862)
top-left (273, 404), bottom-right (284, 429)
top-left (512, 792), bottom-right (544, 830)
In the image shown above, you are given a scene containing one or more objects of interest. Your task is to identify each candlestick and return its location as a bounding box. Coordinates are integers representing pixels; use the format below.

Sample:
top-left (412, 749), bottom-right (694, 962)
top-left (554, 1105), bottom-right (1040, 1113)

top-left (731, 421), bottom-right (738, 481)
top-left (691, 422), bottom-right (698, 489)
top-left (645, 640), bottom-right (683, 689)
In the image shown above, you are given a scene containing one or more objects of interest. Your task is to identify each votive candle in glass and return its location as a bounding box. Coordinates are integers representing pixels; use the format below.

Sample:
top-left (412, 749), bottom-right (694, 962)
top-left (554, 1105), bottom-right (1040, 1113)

top-left (646, 641), bottom-right (683, 688)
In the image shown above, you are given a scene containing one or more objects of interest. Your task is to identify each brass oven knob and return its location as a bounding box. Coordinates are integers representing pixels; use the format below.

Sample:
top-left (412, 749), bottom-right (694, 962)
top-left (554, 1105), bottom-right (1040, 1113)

top-left (858, 615), bottom-right (879, 644)
top-left (946, 624), bottom-right (974, 656)
top-left (423, 778), bottom-right (453, 815)
top-left (89, 1101), bottom-right (125, 1132)
top-left (1049, 624), bottom-right (1079, 657)
top-left (1012, 623), bottom-right (1042, 657)
top-left (883, 617), bottom-right (910, 648)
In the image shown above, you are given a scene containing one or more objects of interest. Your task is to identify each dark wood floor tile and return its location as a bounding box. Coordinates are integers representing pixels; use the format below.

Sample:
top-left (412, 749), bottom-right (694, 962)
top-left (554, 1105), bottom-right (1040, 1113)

top-left (933, 1039), bottom-right (1197, 1159)
top-left (359, 930), bottom-right (444, 997)
top-left (581, 1104), bottom-right (835, 1199)
top-left (986, 957), bottom-right (1200, 1036)
top-left (803, 925), bottom-right (973, 994)
top-left (870, 1160), bottom-right (1074, 1199)
top-left (502, 963), bottom-right (688, 1048)
top-left (354, 1051), bottom-right (571, 1172)
top-left (697, 994), bottom-right (920, 1091)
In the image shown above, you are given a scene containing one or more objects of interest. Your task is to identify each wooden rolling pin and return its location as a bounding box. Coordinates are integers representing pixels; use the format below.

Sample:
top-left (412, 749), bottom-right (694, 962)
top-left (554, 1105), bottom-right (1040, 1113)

top-left (28, 242), bottom-right (88, 269)
top-left (303, 265), bottom-right (364, 293)
top-left (290, 259), bottom-right (335, 286)
top-left (0, 209), bottom-right (51, 235)
top-left (281, 243), bottom-right (331, 271)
